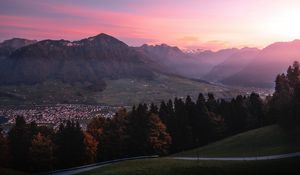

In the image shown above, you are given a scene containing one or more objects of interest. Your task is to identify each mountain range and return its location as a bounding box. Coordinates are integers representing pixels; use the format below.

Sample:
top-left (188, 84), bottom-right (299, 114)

top-left (136, 39), bottom-right (300, 88)
top-left (203, 47), bottom-right (261, 83)
top-left (221, 40), bottom-right (300, 87)
top-left (0, 34), bottom-right (155, 89)
top-left (0, 34), bottom-right (239, 105)
top-left (0, 33), bottom-right (299, 105)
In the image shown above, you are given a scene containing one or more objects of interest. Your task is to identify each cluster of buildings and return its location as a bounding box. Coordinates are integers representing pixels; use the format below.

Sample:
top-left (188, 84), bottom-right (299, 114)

top-left (237, 87), bottom-right (274, 99)
top-left (0, 104), bottom-right (121, 130)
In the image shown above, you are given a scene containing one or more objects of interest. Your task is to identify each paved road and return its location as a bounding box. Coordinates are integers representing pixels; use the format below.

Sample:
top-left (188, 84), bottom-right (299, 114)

top-left (171, 152), bottom-right (300, 161)
top-left (46, 164), bottom-right (108, 175)
top-left (40, 152), bottom-right (300, 175)
top-left (38, 156), bottom-right (158, 175)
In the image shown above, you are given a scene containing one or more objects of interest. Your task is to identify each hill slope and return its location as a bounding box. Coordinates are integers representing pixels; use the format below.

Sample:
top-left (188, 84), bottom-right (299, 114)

top-left (175, 125), bottom-right (300, 157)
top-left (0, 33), bottom-right (154, 86)
top-left (0, 74), bottom-right (237, 105)
top-left (78, 157), bottom-right (300, 175)
top-left (77, 125), bottom-right (300, 175)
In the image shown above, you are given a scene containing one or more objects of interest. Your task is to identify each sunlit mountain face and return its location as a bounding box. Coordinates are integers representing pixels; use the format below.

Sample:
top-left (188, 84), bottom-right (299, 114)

top-left (1, 0), bottom-right (300, 51)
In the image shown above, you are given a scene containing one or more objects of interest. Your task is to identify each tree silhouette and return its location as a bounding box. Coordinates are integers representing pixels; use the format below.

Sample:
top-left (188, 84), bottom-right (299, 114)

top-left (8, 116), bottom-right (37, 171)
top-left (29, 132), bottom-right (54, 172)
top-left (55, 121), bottom-right (85, 168)
top-left (0, 128), bottom-right (10, 167)
top-left (270, 62), bottom-right (300, 126)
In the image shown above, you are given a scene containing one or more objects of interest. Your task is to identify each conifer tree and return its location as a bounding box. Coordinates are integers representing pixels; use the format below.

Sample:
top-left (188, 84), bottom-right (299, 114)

top-left (0, 128), bottom-right (10, 167)
top-left (8, 116), bottom-right (37, 171)
top-left (55, 121), bottom-right (85, 168)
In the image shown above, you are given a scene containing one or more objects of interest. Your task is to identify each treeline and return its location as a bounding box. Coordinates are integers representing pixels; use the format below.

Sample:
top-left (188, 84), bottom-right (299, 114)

top-left (0, 93), bottom-right (268, 172)
top-left (0, 118), bottom-right (98, 172)
top-left (0, 62), bottom-right (299, 173)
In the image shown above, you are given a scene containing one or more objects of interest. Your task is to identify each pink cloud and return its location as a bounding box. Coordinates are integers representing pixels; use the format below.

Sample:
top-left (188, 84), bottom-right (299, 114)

top-left (0, 13), bottom-right (150, 42)
top-left (2, 0), bottom-right (300, 50)
top-left (0, 1), bottom-right (230, 49)
top-left (0, 15), bottom-right (93, 39)
top-left (0, 1), bottom-right (158, 42)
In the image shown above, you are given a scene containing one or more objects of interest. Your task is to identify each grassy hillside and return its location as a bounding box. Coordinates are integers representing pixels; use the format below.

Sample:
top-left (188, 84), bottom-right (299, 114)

top-left (175, 125), bottom-right (300, 157)
top-left (79, 125), bottom-right (300, 175)
top-left (94, 75), bottom-right (238, 105)
top-left (0, 81), bottom-right (97, 105)
top-left (0, 74), bottom-right (239, 106)
top-left (78, 157), bottom-right (300, 175)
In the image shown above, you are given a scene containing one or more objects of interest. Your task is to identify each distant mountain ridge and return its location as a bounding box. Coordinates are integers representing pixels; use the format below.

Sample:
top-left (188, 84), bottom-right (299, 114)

top-left (138, 40), bottom-right (300, 88)
top-left (1, 34), bottom-right (300, 89)
top-left (136, 44), bottom-right (242, 78)
top-left (0, 38), bottom-right (37, 59)
top-left (222, 40), bottom-right (300, 87)
top-left (0, 33), bottom-right (154, 87)
top-left (203, 48), bottom-right (260, 82)
top-left (135, 43), bottom-right (196, 76)
top-left (189, 48), bottom-right (240, 76)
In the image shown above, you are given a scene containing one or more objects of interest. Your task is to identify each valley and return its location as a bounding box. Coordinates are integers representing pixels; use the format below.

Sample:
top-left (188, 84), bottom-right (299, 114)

top-left (1, 1), bottom-right (300, 175)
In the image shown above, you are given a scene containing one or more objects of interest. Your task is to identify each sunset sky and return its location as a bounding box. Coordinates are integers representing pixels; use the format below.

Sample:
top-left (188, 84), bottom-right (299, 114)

top-left (1, 0), bottom-right (300, 50)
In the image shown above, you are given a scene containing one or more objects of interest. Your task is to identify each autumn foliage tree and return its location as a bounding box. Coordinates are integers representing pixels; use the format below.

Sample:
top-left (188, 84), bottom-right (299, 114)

top-left (83, 132), bottom-right (98, 163)
top-left (29, 133), bottom-right (54, 172)
top-left (146, 113), bottom-right (171, 155)
top-left (127, 104), bottom-right (172, 156)
top-left (87, 109), bottom-right (129, 161)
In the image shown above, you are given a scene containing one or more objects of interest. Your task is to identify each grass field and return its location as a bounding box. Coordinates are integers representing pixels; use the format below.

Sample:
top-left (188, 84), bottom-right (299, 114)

top-left (94, 75), bottom-right (238, 105)
top-left (78, 157), bottom-right (300, 175)
top-left (0, 81), bottom-right (97, 105)
top-left (175, 125), bottom-right (300, 157)
top-left (0, 75), bottom-right (239, 106)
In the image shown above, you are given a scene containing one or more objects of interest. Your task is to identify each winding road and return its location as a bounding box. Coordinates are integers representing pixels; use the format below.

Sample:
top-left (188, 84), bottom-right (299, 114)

top-left (38, 156), bottom-right (158, 175)
top-left (171, 152), bottom-right (300, 161)
top-left (41, 152), bottom-right (300, 175)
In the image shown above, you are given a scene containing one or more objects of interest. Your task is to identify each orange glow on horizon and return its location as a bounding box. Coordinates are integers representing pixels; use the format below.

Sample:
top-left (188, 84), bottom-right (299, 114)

top-left (1, 0), bottom-right (300, 51)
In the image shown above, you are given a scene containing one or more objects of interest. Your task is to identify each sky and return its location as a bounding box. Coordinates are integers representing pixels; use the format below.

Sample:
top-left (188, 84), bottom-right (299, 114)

top-left (1, 0), bottom-right (300, 50)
